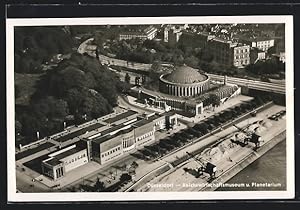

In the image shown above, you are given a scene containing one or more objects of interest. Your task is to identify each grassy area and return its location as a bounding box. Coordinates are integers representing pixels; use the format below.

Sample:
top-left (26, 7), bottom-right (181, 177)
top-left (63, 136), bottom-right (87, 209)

top-left (15, 73), bottom-right (44, 105)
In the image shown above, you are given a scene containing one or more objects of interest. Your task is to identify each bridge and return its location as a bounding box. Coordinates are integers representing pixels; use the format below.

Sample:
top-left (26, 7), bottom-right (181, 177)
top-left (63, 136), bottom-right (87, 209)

top-left (207, 74), bottom-right (285, 94)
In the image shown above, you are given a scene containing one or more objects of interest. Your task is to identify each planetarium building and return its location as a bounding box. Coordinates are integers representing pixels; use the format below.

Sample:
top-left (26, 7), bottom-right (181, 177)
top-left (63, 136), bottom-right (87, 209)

top-left (159, 64), bottom-right (210, 97)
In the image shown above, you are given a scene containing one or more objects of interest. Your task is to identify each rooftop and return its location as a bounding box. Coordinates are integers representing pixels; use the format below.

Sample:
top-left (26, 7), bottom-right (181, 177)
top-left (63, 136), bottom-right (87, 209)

top-left (55, 123), bottom-right (105, 142)
top-left (120, 26), bottom-right (157, 36)
top-left (132, 119), bottom-right (152, 127)
top-left (44, 158), bottom-right (62, 167)
top-left (92, 127), bottom-right (135, 144)
top-left (53, 147), bottom-right (84, 160)
top-left (163, 64), bottom-right (208, 84)
top-left (103, 110), bottom-right (137, 124)
top-left (236, 34), bottom-right (274, 42)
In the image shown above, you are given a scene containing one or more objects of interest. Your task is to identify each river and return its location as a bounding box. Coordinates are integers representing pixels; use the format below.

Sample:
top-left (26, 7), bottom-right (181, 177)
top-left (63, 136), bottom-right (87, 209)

top-left (217, 140), bottom-right (286, 191)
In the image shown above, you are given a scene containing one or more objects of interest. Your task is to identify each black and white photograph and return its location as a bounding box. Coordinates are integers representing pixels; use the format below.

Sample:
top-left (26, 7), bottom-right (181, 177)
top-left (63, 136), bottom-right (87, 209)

top-left (6, 16), bottom-right (294, 201)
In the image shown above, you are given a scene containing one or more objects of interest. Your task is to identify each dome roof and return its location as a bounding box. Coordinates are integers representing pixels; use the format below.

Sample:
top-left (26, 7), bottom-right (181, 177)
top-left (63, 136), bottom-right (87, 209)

top-left (164, 65), bottom-right (207, 84)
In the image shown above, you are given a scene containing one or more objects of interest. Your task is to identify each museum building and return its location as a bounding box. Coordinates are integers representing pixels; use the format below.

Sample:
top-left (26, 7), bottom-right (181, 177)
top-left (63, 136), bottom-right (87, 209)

top-left (131, 64), bottom-right (241, 116)
top-left (159, 64), bottom-right (210, 97)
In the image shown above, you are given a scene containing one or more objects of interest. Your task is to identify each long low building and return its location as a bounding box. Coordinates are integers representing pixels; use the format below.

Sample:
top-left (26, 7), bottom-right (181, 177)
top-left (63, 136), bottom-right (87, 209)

top-left (40, 111), bottom-right (178, 180)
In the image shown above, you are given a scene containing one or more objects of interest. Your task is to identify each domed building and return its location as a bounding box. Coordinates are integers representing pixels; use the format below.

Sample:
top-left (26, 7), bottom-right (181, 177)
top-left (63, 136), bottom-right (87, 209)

top-left (130, 64), bottom-right (241, 117)
top-left (159, 64), bottom-right (210, 97)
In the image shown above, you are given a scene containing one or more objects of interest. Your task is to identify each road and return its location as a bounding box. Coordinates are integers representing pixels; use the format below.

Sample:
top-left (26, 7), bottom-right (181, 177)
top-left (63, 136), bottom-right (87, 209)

top-left (78, 38), bottom-right (286, 95)
top-left (135, 104), bottom-right (286, 192)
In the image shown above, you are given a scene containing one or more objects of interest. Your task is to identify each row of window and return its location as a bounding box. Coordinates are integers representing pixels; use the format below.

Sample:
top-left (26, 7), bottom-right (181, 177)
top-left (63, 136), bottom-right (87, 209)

top-left (123, 139), bottom-right (135, 148)
top-left (235, 48), bottom-right (249, 54)
top-left (55, 167), bottom-right (64, 178)
top-left (137, 136), bottom-right (154, 147)
top-left (101, 146), bottom-right (121, 158)
top-left (65, 153), bottom-right (86, 165)
top-left (235, 54), bottom-right (250, 59)
top-left (235, 59), bottom-right (250, 65)
top-left (102, 152), bottom-right (122, 163)
top-left (257, 41), bottom-right (272, 45)
top-left (137, 131), bottom-right (154, 142)
top-left (123, 135), bottom-right (134, 141)
top-left (119, 34), bottom-right (147, 40)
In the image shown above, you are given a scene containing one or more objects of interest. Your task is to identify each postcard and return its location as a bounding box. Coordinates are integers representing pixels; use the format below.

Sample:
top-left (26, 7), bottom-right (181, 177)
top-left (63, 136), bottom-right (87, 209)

top-left (6, 15), bottom-right (294, 201)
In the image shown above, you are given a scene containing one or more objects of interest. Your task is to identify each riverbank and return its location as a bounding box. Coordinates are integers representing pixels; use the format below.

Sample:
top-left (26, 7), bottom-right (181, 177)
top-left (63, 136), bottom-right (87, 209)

top-left (201, 130), bottom-right (286, 191)
top-left (217, 140), bottom-right (286, 191)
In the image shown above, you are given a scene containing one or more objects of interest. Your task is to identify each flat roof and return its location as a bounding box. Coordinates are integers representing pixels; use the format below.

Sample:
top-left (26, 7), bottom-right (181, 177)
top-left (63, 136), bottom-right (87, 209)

top-left (237, 35), bottom-right (274, 42)
top-left (100, 123), bottom-right (127, 136)
top-left (190, 85), bottom-right (237, 104)
top-left (16, 142), bottom-right (55, 160)
top-left (162, 111), bottom-right (177, 117)
top-left (133, 119), bottom-right (152, 127)
top-left (92, 127), bottom-right (134, 144)
top-left (146, 114), bottom-right (162, 122)
top-left (53, 147), bottom-right (83, 160)
top-left (55, 123), bottom-right (105, 142)
top-left (103, 110), bottom-right (137, 124)
top-left (44, 158), bottom-right (62, 167)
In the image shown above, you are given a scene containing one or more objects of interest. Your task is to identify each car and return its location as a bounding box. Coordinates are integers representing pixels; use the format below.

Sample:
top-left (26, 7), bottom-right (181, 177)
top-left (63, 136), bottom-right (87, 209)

top-left (159, 141), bottom-right (175, 150)
top-left (165, 139), bottom-right (181, 147)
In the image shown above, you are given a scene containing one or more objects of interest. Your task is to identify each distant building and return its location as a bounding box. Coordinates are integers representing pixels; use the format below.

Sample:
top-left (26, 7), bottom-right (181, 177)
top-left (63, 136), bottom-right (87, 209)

top-left (195, 32), bottom-right (215, 48)
top-left (279, 52), bottom-right (286, 63)
top-left (119, 26), bottom-right (158, 40)
top-left (164, 25), bottom-right (184, 45)
top-left (250, 47), bottom-right (266, 64)
top-left (274, 24), bottom-right (285, 54)
top-left (238, 36), bottom-right (274, 52)
top-left (206, 37), bottom-right (250, 67)
top-left (272, 52), bottom-right (285, 63)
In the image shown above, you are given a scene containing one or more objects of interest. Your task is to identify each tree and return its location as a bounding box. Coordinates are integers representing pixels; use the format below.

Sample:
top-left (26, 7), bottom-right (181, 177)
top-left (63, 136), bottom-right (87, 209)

top-left (149, 61), bottom-right (162, 83)
top-left (120, 173), bottom-right (132, 182)
top-left (15, 120), bottom-right (22, 135)
top-left (14, 27), bottom-right (74, 73)
top-left (197, 123), bottom-right (209, 134)
top-left (15, 85), bottom-right (21, 98)
top-left (135, 76), bottom-right (141, 86)
top-left (208, 93), bottom-right (220, 108)
top-left (125, 73), bottom-right (130, 84)
top-left (81, 91), bottom-right (112, 119)
top-left (94, 178), bottom-right (105, 192)
top-left (33, 96), bottom-right (69, 120)
top-left (131, 161), bottom-right (139, 169)
top-left (141, 75), bottom-right (146, 85)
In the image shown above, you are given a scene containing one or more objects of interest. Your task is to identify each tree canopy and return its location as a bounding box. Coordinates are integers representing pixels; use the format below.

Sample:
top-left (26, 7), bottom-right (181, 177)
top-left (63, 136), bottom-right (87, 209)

top-left (16, 53), bottom-right (123, 142)
top-left (14, 26), bottom-right (75, 73)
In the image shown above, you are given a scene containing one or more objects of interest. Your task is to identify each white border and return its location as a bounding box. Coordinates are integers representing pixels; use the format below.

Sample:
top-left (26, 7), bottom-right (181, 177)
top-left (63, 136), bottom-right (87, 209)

top-left (6, 16), bottom-right (294, 202)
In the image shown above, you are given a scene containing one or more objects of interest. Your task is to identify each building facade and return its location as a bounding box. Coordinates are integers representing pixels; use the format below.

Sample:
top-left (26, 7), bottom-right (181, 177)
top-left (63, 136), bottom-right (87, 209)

top-left (239, 37), bottom-right (275, 52)
top-left (233, 44), bottom-right (251, 67)
top-left (84, 112), bottom-right (178, 165)
top-left (250, 47), bottom-right (266, 64)
top-left (206, 37), bottom-right (250, 67)
top-left (119, 26), bottom-right (158, 41)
